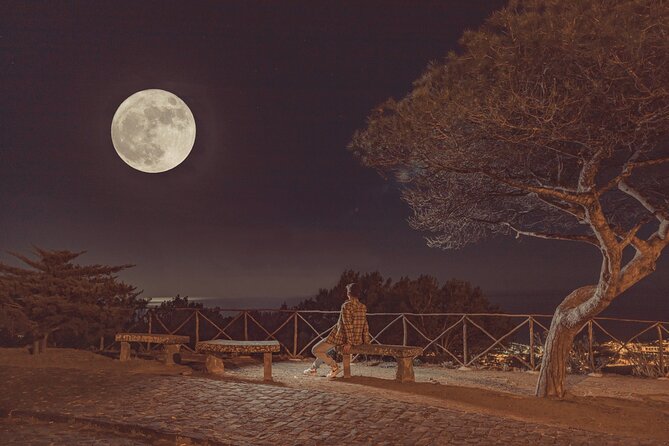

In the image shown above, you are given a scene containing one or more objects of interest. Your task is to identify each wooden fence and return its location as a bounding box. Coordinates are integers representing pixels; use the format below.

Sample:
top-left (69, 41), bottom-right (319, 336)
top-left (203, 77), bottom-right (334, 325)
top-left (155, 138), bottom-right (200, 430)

top-left (107, 308), bottom-right (668, 375)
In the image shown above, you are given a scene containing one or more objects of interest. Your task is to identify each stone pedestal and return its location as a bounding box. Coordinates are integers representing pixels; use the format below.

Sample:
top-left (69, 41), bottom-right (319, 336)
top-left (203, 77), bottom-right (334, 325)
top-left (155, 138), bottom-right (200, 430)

top-left (205, 354), bottom-right (225, 375)
top-left (119, 342), bottom-right (131, 362)
top-left (343, 354), bottom-right (352, 378)
top-left (164, 344), bottom-right (180, 366)
top-left (396, 357), bottom-right (415, 383)
top-left (263, 352), bottom-right (273, 381)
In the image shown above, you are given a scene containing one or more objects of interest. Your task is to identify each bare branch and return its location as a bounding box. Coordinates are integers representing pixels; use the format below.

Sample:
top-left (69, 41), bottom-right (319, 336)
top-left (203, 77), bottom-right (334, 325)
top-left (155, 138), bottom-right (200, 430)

top-left (611, 219), bottom-right (651, 252)
top-left (425, 158), bottom-right (591, 205)
top-left (618, 180), bottom-right (669, 222)
top-left (632, 157), bottom-right (669, 169)
top-left (578, 148), bottom-right (609, 192)
top-left (598, 152), bottom-right (669, 195)
top-left (536, 196), bottom-right (587, 223)
top-left (597, 150), bottom-right (642, 195)
top-left (500, 222), bottom-right (600, 246)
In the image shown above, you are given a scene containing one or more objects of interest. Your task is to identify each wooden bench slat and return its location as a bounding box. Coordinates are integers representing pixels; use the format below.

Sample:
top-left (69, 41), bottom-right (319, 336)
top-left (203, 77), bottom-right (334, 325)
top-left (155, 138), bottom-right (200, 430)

top-left (115, 333), bottom-right (190, 344)
top-left (349, 343), bottom-right (423, 358)
top-left (196, 340), bottom-right (280, 354)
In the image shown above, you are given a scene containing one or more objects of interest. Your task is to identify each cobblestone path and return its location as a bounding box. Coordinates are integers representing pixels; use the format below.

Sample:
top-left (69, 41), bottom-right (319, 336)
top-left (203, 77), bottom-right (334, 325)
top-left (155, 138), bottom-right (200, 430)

top-left (0, 417), bottom-right (154, 445)
top-left (1, 366), bottom-right (663, 445)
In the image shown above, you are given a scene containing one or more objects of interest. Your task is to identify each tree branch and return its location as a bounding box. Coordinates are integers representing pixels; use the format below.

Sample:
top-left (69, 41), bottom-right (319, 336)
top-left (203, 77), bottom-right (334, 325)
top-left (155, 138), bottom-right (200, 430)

top-left (611, 219), bottom-right (651, 252)
top-left (618, 180), bottom-right (669, 222)
top-left (632, 156), bottom-right (669, 168)
top-left (501, 222), bottom-right (600, 246)
top-left (0, 300), bottom-right (24, 311)
top-left (597, 152), bottom-right (669, 195)
top-left (425, 158), bottom-right (592, 205)
top-left (578, 147), bottom-right (608, 192)
top-left (536, 196), bottom-right (587, 223)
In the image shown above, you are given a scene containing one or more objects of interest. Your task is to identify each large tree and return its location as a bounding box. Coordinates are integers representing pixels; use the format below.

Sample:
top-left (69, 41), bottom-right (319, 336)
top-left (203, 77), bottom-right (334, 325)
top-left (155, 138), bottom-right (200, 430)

top-left (350, 0), bottom-right (669, 397)
top-left (0, 247), bottom-right (145, 350)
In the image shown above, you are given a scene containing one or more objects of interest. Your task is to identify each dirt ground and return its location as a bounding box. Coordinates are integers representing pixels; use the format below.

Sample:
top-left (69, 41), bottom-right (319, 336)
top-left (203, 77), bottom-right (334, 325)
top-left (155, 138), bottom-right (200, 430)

top-left (2, 348), bottom-right (668, 442)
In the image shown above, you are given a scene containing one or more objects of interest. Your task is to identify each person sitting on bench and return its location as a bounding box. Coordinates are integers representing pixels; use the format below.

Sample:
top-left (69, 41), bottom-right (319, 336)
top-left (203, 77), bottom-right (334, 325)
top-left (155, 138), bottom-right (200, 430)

top-left (304, 282), bottom-right (371, 378)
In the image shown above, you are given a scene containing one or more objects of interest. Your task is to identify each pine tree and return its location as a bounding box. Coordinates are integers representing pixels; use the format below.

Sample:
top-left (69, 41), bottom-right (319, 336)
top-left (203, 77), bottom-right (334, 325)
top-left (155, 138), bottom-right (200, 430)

top-left (0, 247), bottom-right (145, 351)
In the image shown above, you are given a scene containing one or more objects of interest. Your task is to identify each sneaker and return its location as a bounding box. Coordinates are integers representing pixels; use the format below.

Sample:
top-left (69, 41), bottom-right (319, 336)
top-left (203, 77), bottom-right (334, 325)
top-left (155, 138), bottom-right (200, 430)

top-left (326, 365), bottom-right (341, 379)
top-left (303, 367), bottom-right (318, 376)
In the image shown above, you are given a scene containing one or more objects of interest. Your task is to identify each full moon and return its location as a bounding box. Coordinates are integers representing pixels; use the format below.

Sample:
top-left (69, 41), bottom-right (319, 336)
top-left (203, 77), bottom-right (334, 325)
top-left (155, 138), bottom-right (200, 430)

top-left (111, 89), bottom-right (196, 173)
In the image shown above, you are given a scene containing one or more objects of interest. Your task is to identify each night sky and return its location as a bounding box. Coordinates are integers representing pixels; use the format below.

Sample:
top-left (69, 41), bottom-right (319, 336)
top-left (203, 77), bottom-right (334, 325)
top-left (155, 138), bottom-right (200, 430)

top-left (2, 1), bottom-right (667, 317)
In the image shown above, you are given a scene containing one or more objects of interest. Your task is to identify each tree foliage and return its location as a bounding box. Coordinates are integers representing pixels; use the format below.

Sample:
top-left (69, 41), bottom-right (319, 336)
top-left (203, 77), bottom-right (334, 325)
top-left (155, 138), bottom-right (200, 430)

top-left (155, 294), bottom-right (203, 311)
top-left (0, 247), bottom-right (145, 348)
top-left (298, 270), bottom-right (500, 314)
top-left (352, 0), bottom-right (668, 250)
top-left (296, 270), bottom-right (508, 355)
top-left (350, 0), bottom-right (669, 397)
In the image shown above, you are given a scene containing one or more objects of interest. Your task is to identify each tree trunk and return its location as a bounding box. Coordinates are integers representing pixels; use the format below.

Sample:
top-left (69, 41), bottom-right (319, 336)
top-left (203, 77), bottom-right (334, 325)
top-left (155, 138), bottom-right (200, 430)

top-left (535, 311), bottom-right (579, 398)
top-left (536, 286), bottom-right (596, 398)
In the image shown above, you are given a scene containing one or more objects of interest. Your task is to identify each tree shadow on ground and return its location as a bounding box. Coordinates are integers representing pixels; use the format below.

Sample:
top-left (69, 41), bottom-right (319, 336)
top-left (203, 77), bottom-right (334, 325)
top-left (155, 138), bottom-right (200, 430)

top-left (337, 376), bottom-right (668, 441)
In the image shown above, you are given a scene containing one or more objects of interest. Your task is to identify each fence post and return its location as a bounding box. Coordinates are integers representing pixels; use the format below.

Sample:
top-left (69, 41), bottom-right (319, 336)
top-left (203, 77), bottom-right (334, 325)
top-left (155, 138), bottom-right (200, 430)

top-left (588, 320), bottom-right (595, 372)
top-left (529, 317), bottom-right (535, 370)
top-left (147, 310), bottom-right (152, 351)
top-left (462, 317), bottom-right (469, 366)
top-left (244, 311), bottom-right (248, 341)
top-left (293, 312), bottom-right (298, 357)
top-left (99, 335), bottom-right (105, 352)
top-left (402, 315), bottom-right (408, 346)
top-left (658, 323), bottom-right (665, 377)
top-left (195, 310), bottom-right (200, 345)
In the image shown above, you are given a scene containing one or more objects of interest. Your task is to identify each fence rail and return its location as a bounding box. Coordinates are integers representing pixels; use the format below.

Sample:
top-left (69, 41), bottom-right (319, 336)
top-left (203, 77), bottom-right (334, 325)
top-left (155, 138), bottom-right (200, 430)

top-left (107, 308), bottom-right (668, 376)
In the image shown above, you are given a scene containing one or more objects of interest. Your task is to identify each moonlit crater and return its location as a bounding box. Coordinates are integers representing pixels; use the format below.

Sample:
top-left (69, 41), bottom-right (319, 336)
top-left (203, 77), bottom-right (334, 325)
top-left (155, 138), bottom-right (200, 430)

top-left (111, 89), bottom-right (196, 173)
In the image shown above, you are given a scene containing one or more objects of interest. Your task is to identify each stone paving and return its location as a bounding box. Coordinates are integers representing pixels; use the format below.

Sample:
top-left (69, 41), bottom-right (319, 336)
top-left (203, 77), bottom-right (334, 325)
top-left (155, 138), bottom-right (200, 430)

top-left (1, 363), bottom-right (665, 446)
top-left (0, 417), bottom-right (154, 445)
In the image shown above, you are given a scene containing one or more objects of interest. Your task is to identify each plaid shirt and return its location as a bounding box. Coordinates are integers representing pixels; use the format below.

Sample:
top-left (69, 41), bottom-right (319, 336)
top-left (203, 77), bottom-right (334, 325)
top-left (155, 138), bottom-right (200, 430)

top-left (326, 297), bottom-right (371, 346)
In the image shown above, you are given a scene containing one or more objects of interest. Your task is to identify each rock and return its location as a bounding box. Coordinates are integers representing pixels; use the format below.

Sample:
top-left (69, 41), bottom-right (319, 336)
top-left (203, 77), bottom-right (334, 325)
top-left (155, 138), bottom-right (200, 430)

top-left (205, 355), bottom-right (225, 375)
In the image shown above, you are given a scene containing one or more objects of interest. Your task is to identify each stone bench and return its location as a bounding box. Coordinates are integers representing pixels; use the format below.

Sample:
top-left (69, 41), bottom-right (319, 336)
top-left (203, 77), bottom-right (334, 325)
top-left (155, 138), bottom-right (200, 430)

top-left (195, 340), bottom-right (281, 381)
top-left (343, 344), bottom-right (423, 383)
top-left (115, 333), bottom-right (190, 365)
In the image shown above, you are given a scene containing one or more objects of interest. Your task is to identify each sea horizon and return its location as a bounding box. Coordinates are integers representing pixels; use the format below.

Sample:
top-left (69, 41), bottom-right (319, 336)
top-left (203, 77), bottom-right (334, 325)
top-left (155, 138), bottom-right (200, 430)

top-left (146, 287), bottom-right (667, 321)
